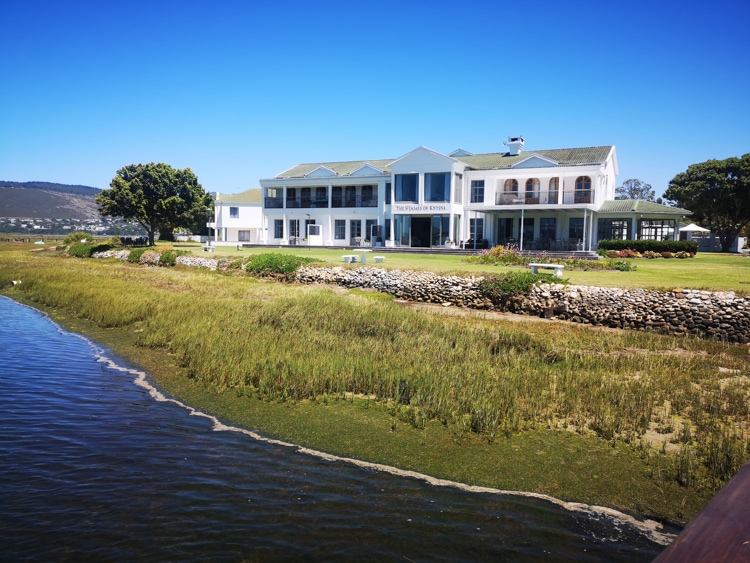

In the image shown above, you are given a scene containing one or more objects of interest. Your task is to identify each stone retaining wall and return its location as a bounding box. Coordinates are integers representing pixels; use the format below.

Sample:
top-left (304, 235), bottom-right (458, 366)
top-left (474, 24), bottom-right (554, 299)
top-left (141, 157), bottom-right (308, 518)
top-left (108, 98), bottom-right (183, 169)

top-left (296, 266), bottom-right (750, 343)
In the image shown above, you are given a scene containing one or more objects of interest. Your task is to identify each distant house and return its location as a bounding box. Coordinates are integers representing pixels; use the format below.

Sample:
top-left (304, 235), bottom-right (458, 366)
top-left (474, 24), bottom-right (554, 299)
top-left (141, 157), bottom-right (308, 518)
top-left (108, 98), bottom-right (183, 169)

top-left (253, 137), bottom-right (690, 251)
top-left (211, 188), bottom-right (263, 244)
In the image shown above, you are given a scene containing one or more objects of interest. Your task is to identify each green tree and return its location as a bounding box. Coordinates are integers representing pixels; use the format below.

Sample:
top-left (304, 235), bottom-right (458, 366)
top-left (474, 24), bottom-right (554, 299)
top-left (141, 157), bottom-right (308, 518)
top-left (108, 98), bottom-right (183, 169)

top-left (97, 163), bottom-right (213, 246)
top-left (665, 155), bottom-right (750, 252)
top-left (616, 178), bottom-right (655, 201)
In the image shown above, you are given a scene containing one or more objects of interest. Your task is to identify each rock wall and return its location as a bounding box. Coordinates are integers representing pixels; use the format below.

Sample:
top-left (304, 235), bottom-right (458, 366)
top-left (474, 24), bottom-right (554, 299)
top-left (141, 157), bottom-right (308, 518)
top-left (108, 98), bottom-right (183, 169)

top-left (296, 266), bottom-right (750, 343)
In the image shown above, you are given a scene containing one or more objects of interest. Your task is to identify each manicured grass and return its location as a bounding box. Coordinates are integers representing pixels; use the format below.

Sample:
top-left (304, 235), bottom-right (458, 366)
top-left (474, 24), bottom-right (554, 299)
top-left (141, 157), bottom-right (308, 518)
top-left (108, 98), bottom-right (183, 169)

top-left (2, 242), bottom-right (748, 525)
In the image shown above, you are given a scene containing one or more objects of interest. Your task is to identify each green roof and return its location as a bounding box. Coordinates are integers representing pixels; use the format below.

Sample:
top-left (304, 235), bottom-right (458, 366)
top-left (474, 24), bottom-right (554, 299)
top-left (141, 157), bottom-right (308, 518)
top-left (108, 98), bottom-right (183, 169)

top-left (455, 146), bottom-right (613, 169)
top-left (217, 188), bottom-right (262, 204)
top-left (598, 199), bottom-right (690, 215)
top-left (272, 146), bottom-right (614, 179)
top-left (276, 159), bottom-right (393, 179)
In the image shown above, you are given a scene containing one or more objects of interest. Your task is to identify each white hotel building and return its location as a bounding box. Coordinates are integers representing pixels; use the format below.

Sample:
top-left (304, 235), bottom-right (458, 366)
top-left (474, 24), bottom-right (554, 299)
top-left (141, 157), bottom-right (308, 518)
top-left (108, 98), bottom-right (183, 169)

top-left (214, 137), bottom-right (688, 251)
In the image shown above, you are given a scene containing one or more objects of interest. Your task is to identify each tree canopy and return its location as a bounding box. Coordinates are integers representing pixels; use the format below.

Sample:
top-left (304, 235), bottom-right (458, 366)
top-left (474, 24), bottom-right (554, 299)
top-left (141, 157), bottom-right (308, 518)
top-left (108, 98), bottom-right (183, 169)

top-left (97, 163), bottom-right (213, 246)
top-left (664, 154), bottom-right (750, 252)
top-left (615, 178), bottom-right (655, 201)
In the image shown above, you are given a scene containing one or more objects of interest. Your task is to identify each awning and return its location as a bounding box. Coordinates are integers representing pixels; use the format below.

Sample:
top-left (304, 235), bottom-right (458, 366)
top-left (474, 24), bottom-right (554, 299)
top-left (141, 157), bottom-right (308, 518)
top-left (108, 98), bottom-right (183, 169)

top-left (679, 223), bottom-right (710, 233)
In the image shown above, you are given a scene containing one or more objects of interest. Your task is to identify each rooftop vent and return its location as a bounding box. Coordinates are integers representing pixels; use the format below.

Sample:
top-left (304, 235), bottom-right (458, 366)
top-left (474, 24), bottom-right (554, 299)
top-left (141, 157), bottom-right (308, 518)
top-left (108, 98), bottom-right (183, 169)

top-left (503, 136), bottom-right (525, 156)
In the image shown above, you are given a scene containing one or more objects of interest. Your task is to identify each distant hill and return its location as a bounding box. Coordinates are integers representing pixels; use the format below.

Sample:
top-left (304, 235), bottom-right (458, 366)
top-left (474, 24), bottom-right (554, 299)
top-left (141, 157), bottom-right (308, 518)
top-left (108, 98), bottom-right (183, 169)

top-left (0, 181), bottom-right (102, 220)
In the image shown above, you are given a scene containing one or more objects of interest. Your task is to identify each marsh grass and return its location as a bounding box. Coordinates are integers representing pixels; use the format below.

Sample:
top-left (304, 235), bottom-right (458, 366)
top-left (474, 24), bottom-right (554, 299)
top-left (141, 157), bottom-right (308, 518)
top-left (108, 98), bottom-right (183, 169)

top-left (1, 243), bottom-right (748, 520)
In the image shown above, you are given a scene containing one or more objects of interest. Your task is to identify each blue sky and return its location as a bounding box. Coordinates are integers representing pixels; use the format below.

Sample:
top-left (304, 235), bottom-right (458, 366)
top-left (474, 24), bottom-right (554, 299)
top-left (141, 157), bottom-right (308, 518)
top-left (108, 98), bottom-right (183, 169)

top-left (1, 0), bottom-right (748, 198)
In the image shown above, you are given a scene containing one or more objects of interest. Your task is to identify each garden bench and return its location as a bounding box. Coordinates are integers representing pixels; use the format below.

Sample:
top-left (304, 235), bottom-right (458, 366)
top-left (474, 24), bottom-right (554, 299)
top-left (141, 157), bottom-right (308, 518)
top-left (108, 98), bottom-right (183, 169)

top-left (529, 263), bottom-right (564, 277)
top-left (373, 256), bottom-right (385, 264)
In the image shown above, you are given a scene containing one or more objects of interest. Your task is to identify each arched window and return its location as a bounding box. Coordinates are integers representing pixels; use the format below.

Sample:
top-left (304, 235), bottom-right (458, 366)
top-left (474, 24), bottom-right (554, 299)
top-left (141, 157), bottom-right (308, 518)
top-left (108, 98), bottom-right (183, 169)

top-left (548, 177), bottom-right (559, 204)
top-left (504, 179), bottom-right (518, 193)
top-left (575, 176), bottom-right (592, 204)
top-left (525, 178), bottom-right (540, 203)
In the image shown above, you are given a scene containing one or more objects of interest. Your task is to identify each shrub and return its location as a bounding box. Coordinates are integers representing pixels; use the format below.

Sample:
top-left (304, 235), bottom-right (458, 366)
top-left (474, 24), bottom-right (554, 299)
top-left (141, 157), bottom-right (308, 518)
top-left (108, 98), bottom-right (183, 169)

top-left (128, 248), bottom-right (148, 263)
top-left (158, 249), bottom-right (189, 266)
top-left (478, 271), bottom-right (557, 301)
top-left (64, 231), bottom-right (96, 246)
top-left (643, 251), bottom-right (661, 259)
top-left (598, 239), bottom-right (699, 254)
top-left (243, 253), bottom-right (321, 279)
top-left (67, 242), bottom-right (112, 258)
top-left (662, 251), bottom-right (674, 259)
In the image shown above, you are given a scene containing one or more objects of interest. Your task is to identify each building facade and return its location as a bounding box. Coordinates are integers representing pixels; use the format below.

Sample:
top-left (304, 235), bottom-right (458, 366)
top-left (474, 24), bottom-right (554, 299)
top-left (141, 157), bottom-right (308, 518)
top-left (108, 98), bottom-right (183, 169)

top-left (218, 137), bottom-right (689, 250)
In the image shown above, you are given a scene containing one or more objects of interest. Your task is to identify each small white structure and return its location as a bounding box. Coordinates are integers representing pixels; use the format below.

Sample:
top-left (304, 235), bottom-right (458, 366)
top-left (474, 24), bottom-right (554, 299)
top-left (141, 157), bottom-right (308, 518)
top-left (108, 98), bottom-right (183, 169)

top-left (212, 189), bottom-right (263, 245)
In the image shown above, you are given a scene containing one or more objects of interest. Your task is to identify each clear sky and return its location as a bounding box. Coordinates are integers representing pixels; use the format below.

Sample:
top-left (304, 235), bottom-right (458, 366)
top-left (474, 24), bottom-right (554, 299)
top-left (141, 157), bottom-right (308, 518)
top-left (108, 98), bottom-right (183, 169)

top-left (1, 0), bottom-right (748, 197)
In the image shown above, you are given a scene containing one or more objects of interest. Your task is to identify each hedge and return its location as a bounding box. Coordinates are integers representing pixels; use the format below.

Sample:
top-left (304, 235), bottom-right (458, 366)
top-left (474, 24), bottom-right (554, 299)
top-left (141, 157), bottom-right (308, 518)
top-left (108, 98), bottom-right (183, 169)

top-left (597, 239), bottom-right (698, 254)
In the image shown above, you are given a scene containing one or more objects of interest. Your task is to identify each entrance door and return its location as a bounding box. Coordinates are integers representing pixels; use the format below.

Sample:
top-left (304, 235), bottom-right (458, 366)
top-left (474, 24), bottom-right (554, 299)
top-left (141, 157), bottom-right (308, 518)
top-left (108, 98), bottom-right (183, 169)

top-left (411, 217), bottom-right (431, 247)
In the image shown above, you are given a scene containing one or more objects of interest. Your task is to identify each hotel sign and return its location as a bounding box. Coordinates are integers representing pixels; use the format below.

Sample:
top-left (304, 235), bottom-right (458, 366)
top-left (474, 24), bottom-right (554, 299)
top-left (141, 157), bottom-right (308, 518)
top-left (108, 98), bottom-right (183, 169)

top-left (394, 204), bottom-right (449, 213)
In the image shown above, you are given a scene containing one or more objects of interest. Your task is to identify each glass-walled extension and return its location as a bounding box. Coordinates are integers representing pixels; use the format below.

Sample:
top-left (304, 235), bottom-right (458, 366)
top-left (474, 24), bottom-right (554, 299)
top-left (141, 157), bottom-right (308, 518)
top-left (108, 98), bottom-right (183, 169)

top-left (394, 215), bottom-right (450, 247)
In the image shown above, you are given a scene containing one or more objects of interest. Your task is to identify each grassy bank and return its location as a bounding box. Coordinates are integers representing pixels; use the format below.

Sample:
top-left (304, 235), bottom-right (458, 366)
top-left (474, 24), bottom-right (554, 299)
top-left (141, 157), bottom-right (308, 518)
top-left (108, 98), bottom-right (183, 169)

top-left (2, 242), bottom-right (749, 525)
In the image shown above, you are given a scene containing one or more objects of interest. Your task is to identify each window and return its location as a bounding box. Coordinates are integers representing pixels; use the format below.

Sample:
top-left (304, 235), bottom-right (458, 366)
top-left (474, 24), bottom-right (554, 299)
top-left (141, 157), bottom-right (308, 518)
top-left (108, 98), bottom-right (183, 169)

top-left (504, 179), bottom-right (518, 193)
top-left (395, 174), bottom-right (418, 202)
top-left (315, 187), bottom-right (327, 206)
top-left (598, 218), bottom-right (630, 240)
top-left (304, 219), bottom-right (315, 237)
top-left (548, 177), bottom-right (559, 204)
top-left (229, 206), bottom-right (239, 218)
top-left (453, 173), bottom-right (463, 204)
top-left (334, 219), bottom-right (346, 240)
top-left (266, 188), bottom-right (283, 208)
top-left (470, 180), bottom-right (485, 203)
top-left (365, 219), bottom-right (377, 241)
top-left (569, 217), bottom-right (584, 240)
top-left (350, 219), bottom-right (362, 239)
top-left (332, 186), bottom-right (343, 208)
top-left (238, 230), bottom-right (250, 241)
top-left (385, 218), bottom-right (391, 240)
top-left (361, 185), bottom-right (375, 207)
top-left (540, 218), bottom-right (556, 240)
top-left (385, 182), bottom-right (392, 204)
top-left (638, 219), bottom-right (675, 241)
top-left (274, 219), bottom-right (283, 239)
top-left (470, 218), bottom-right (484, 240)
top-left (286, 187), bottom-right (297, 208)
top-left (425, 172), bottom-right (450, 202)
top-left (575, 176), bottom-right (592, 203)
top-left (345, 186), bottom-right (357, 207)
top-left (289, 219), bottom-right (300, 239)
top-left (525, 178), bottom-right (540, 203)
top-left (521, 217), bottom-right (534, 242)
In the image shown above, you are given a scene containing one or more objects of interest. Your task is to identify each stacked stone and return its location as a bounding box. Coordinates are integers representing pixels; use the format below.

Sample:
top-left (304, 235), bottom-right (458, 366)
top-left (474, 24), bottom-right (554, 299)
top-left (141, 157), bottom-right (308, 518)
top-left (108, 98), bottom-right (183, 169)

top-left (522, 284), bottom-right (750, 343)
top-left (296, 266), bottom-right (750, 343)
top-left (296, 266), bottom-right (487, 308)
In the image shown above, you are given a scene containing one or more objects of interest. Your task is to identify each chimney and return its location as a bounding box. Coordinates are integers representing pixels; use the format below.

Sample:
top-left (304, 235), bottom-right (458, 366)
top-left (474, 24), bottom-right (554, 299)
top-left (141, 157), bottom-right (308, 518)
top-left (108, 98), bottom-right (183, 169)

top-left (504, 136), bottom-right (525, 156)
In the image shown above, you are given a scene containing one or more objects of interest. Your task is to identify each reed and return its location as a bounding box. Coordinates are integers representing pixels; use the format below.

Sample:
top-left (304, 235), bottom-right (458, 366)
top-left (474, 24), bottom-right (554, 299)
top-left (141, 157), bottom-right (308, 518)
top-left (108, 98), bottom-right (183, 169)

top-left (1, 244), bottom-right (748, 498)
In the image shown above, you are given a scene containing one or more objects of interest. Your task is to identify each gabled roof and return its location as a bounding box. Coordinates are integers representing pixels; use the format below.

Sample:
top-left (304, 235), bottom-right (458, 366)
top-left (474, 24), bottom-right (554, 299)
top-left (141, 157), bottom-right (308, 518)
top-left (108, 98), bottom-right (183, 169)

top-left (269, 145), bottom-right (615, 179)
top-left (456, 146), bottom-right (613, 170)
top-left (305, 165), bottom-right (337, 178)
top-left (275, 159), bottom-right (393, 179)
top-left (598, 199), bottom-right (690, 215)
top-left (217, 188), bottom-right (262, 204)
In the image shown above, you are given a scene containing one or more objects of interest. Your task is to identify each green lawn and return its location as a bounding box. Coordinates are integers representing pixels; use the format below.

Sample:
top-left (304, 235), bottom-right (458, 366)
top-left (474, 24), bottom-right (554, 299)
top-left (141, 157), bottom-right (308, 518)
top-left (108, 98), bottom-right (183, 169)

top-left (174, 242), bottom-right (750, 293)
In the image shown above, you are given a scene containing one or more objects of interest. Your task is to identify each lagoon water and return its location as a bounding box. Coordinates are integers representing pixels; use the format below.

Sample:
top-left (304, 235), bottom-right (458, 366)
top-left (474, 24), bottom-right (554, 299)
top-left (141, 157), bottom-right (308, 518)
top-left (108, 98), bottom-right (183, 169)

top-left (0, 296), bottom-right (672, 561)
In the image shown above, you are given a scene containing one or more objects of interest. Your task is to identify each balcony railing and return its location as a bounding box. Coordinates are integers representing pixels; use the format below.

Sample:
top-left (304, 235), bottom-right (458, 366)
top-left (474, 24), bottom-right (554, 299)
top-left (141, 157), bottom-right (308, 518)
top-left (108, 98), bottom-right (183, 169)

top-left (285, 197), bottom-right (329, 209)
top-left (265, 197), bottom-right (283, 209)
top-left (493, 190), bottom-right (594, 206)
top-left (332, 196), bottom-right (378, 208)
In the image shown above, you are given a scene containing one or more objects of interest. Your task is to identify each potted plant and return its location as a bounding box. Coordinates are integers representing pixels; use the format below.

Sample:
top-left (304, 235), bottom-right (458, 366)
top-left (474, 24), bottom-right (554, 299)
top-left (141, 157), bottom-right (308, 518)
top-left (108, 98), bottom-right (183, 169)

top-left (444, 239), bottom-right (454, 248)
top-left (375, 236), bottom-right (383, 247)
